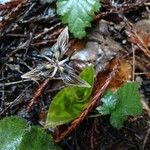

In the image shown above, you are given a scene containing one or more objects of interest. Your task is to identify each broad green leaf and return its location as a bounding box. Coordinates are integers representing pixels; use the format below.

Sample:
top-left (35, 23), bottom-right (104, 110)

top-left (96, 82), bottom-right (142, 129)
top-left (110, 112), bottom-right (128, 129)
top-left (0, 116), bottom-right (61, 150)
top-left (0, 116), bottom-right (28, 150)
top-left (110, 82), bottom-right (142, 129)
top-left (96, 90), bottom-right (117, 115)
top-left (46, 65), bottom-right (94, 128)
top-left (57, 0), bottom-right (101, 39)
top-left (19, 126), bottom-right (61, 150)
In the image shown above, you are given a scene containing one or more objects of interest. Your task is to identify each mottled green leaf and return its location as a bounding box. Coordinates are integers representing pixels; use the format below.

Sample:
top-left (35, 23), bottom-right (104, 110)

top-left (46, 65), bottom-right (94, 128)
top-left (110, 82), bottom-right (142, 128)
top-left (0, 116), bottom-right (61, 150)
top-left (19, 126), bottom-right (61, 150)
top-left (96, 82), bottom-right (142, 129)
top-left (96, 90), bottom-right (117, 115)
top-left (0, 116), bottom-right (28, 150)
top-left (57, 0), bottom-right (101, 39)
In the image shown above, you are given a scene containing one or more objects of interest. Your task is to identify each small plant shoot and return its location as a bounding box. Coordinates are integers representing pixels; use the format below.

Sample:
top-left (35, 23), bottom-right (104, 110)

top-left (57, 0), bottom-right (101, 39)
top-left (96, 82), bottom-right (143, 129)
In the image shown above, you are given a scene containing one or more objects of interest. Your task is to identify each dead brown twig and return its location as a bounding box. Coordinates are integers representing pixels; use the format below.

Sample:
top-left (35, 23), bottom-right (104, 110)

top-left (0, 0), bottom-right (23, 11)
top-left (95, 0), bottom-right (149, 21)
top-left (128, 31), bottom-right (150, 57)
top-left (27, 78), bottom-right (50, 112)
top-left (0, 0), bottom-right (28, 32)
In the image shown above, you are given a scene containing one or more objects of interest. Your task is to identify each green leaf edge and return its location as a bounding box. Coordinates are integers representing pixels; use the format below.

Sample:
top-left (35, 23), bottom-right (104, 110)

top-left (56, 0), bottom-right (101, 39)
top-left (96, 82), bottom-right (142, 129)
top-left (45, 65), bottom-right (94, 128)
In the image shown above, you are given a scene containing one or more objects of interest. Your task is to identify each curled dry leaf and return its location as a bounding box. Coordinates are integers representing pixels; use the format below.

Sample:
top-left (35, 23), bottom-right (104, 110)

top-left (109, 59), bottom-right (132, 90)
top-left (95, 58), bottom-right (132, 92)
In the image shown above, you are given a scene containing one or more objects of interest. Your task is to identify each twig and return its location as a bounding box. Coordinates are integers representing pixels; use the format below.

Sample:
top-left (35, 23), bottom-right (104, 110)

top-left (3, 35), bottom-right (32, 63)
top-left (135, 72), bottom-right (150, 75)
top-left (95, 0), bottom-right (149, 21)
top-left (0, 0), bottom-right (23, 11)
top-left (0, 83), bottom-right (33, 117)
top-left (141, 98), bottom-right (150, 150)
top-left (33, 22), bottom-right (62, 40)
top-left (142, 99), bottom-right (150, 119)
top-left (132, 44), bottom-right (136, 81)
top-left (0, 0), bottom-right (28, 32)
top-left (142, 127), bottom-right (150, 150)
top-left (0, 71), bottom-right (5, 111)
top-left (32, 39), bottom-right (57, 47)
top-left (27, 78), bottom-right (50, 112)
top-left (0, 79), bottom-right (31, 87)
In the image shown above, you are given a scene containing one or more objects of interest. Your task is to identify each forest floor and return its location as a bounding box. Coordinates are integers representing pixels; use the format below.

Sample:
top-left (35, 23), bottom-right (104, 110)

top-left (0, 0), bottom-right (150, 150)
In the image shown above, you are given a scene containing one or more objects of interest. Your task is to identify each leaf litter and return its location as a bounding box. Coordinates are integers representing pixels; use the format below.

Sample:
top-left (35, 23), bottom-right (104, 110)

top-left (0, 0), bottom-right (150, 149)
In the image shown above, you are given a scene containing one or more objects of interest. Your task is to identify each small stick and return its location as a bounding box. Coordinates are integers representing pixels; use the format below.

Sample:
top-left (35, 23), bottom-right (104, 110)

top-left (0, 79), bottom-right (30, 87)
top-left (27, 78), bottom-right (50, 112)
top-left (33, 23), bottom-right (62, 40)
top-left (132, 44), bottom-right (136, 81)
top-left (0, 83), bottom-right (33, 117)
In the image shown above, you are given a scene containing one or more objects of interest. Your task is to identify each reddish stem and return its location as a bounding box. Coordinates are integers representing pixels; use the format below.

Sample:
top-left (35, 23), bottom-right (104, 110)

top-left (28, 78), bottom-right (50, 112)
